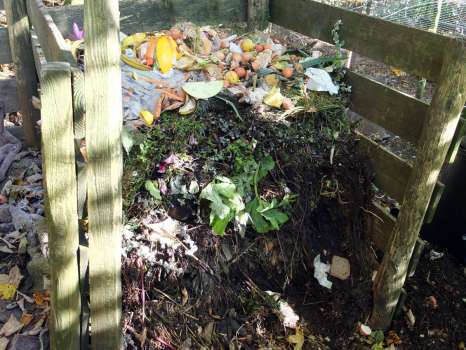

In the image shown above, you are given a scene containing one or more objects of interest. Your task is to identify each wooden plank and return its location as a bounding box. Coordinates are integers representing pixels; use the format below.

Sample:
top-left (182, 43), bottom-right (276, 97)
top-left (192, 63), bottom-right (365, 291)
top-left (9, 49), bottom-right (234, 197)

top-left (270, 0), bottom-right (457, 81)
top-left (371, 41), bottom-right (466, 330)
top-left (0, 28), bottom-right (12, 64)
top-left (0, 74), bottom-right (19, 113)
top-left (357, 132), bottom-right (412, 203)
top-left (446, 115), bottom-right (466, 164)
top-left (424, 182), bottom-right (445, 224)
top-left (30, 31), bottom-right (47, 78)
top-left (26, 0), bottom-right (75, 64)
top-left (369, 201), bottom-right (396, 252)
top-left (348, 71), bottom-right (428, 145)
top-left (5, 0), bottom-right (40, 147)
top-left (358, 131), bottom-right (445, 206)
top-left (85, 0), bottom-right (123, 348)
top-left (41, 62), bottom-right (81, 350)
top-left (48, 0), bottom-right (248, 37)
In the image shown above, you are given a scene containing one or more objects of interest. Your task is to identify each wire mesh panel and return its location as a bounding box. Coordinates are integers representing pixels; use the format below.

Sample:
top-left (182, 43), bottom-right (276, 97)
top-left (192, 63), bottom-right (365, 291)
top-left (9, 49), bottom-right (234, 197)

top-left (314, 0), bottom-right (466, 37)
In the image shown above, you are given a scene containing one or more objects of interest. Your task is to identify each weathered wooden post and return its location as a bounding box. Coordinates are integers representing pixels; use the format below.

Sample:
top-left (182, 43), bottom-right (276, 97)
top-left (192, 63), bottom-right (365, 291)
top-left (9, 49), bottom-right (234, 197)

top-left (370, 40), bottom-right (466, 330)
top-left (248, 0), bottom-right (269, 30)
top-left (4, 0), bottom-right (40, 147)
top-left (41, 62), bottom-right (81, 350)
top-left (84, 0), bottom-right (123, 348)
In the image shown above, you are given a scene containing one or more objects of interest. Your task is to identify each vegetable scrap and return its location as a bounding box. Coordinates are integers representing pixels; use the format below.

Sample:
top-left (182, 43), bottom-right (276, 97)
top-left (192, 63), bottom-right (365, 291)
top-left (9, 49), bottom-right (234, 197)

top-left (69, 23), bottom-right (346, 128)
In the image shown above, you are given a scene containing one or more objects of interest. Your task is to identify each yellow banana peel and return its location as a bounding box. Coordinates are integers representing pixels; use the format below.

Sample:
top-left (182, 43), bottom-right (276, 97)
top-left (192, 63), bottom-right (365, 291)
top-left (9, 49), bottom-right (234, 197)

top-left (121, 32), bottom-right (147, 50)
top-left (156, 35), bottom-right (177, 74)
top-left (121, 54), bottom-right (151, 71)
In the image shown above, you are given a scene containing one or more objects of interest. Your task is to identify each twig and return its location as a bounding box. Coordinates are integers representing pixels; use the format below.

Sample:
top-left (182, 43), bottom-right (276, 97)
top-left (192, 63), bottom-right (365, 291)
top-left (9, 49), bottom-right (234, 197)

top-left (360, 206), bottom-right (384, 222)
top-left (151, 337), bottom-right (177, 350)
top-left (228, 239), bottom-right (258, 266)
top-left (215, 96), bottom-right (244, 121)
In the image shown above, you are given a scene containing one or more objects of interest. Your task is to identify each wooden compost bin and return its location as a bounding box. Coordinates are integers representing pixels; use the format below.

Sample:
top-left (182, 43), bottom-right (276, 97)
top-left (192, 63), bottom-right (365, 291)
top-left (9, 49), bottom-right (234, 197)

top-left (3, 0), bottom-right (466, 348)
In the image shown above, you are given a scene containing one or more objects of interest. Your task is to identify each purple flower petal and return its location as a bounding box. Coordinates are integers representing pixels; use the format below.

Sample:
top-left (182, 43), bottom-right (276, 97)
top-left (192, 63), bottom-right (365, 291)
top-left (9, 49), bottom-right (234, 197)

top-left (70, 23), bottom-right (85, 40)
top-left (163, 154), bottom-right (179, 165)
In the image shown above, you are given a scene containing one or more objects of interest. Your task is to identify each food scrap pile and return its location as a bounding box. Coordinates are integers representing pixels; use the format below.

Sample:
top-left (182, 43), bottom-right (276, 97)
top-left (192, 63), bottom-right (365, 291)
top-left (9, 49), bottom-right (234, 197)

top-left (115, 23), bottom-right (343, 127)
top-left (70, 23), bottom-right (379, 349)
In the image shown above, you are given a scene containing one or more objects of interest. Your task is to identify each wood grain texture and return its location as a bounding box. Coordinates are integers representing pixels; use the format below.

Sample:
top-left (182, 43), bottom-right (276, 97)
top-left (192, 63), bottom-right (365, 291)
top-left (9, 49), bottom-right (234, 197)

top-left (348, 71), bottom-right (428, 144)
top-left (5, 0), bottom-right (40, 146)
top-left (0, 28), bottom-right (12, 64)
top-left (357, 135), bottom-right (445, 250)
top-left (357, 132), bottom-right (412, 203)
top-left (84, 0), bottom-right (123, 348)
top-left (446, 115), bottom-right (466, 164)
top-left (270, 0), bottom-right (457, 81)
top-left (49, 0), bottom-right (248, 37)
top-left (248, 0), bottom-right (269, 29)
top-left (41, 62), bottom-right (81, 350)
top-left (369, 201), bottom-right (396, 252)
top-left (26, 0), bottom-right (75, 64)
top-left (370, 40), bottom-right (466, 330)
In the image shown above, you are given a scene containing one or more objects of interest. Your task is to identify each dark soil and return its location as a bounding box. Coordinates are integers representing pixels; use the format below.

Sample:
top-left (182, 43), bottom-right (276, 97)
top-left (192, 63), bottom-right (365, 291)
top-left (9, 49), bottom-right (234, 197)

top-left (121, 94), bottom-right (379, 349)
top-left (392, 248), bottom-right (466, 349)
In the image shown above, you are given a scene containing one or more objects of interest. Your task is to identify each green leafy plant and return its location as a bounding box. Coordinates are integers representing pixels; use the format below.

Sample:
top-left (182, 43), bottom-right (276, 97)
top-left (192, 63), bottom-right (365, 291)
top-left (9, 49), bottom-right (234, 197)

top-left (246, 197), bottom-right (289, 233)
top-left (200, 176), bottom-right (246, 236)
top-left (369, 330), bottom-right (385, 350)
top-left (201, 145), bottom-right (295, 236)
top-left (144, 180), bottom-right (162, 201)
top-left (332, 19), bottom-right (345, 69)
top-left (245, 158), bottom-right (292, 233)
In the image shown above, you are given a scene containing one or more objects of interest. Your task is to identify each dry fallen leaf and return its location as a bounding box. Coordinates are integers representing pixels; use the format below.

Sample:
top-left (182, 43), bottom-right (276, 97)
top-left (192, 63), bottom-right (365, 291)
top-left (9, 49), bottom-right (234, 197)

top-left (17, 298), bottom-right (25, 313)
top-left (0, 246), bottom-right (14, 254)
top-left (288, 327), bottom-right (304, 350)
top-left (0, 337), bottom-right (8, 350)
top-left (16, 291), bottom-right (34, 304)
top-left (0, 315), bottom-right (23, 337)
top-left (181, 287), bottom-right (189, 306)
top-left (20, 313), bottom-right (34, 327)
top-left (8, 266), bottom-right (22, 288)
top-left (33, 291), bottom-right (49, 306)
top-left (24, 316), bottom-right (45, 336)
top-left (0, 284), bottom-right (16, 300)
top-left (390, 67), bottom-right (406, 77)
top-left (0, 275), bottom-right (9, 284)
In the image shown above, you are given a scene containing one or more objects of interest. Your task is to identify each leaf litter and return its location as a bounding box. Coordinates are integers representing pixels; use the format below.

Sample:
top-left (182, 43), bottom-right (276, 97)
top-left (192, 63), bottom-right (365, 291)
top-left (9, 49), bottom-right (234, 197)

top-left (0, 147), bottom-right (50, 347)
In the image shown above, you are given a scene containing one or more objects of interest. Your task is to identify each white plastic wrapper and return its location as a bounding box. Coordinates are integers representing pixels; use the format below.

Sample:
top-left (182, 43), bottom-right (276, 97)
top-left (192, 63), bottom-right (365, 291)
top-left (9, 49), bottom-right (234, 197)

top-left (266, 291), bottom-right (300, 328)
top-left (313, 254), bottom-right (333, 289)
top-left (229, 42), bottom-right (243, 54)
top-left (121, 64), bottom-right (186, 123)
top-left (305, 67), bottom-right (339, 95)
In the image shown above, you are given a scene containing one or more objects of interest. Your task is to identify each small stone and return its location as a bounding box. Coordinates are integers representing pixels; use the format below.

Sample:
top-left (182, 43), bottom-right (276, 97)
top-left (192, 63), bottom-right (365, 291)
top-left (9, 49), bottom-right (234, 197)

top-left (330, 256), bottom-right (350, 280)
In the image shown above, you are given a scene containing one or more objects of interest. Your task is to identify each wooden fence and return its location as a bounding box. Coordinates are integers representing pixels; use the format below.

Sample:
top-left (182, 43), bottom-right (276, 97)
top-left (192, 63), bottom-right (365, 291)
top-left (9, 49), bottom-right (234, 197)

top-left (2, 0), bottom-right (465, 347)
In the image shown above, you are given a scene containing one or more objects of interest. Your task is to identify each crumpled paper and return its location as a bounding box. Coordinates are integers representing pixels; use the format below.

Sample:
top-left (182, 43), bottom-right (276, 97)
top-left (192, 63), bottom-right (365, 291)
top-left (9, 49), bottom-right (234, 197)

top-left (266, 291), bottom-right (300, 328)
top-left (305, 67), bottom-right (339, 95)
top-left (313, 254), bottom-right (332, 289)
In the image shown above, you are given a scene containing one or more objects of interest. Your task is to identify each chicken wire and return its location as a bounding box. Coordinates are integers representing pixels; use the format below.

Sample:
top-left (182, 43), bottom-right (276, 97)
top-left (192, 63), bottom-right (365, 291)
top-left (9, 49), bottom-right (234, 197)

top-left (315, 0), bottom-right (466, 38)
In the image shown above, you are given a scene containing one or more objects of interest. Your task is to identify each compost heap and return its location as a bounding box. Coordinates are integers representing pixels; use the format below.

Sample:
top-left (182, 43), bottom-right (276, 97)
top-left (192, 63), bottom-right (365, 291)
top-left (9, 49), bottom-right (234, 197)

top-left (71, 23), bottom-right (376, 349)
